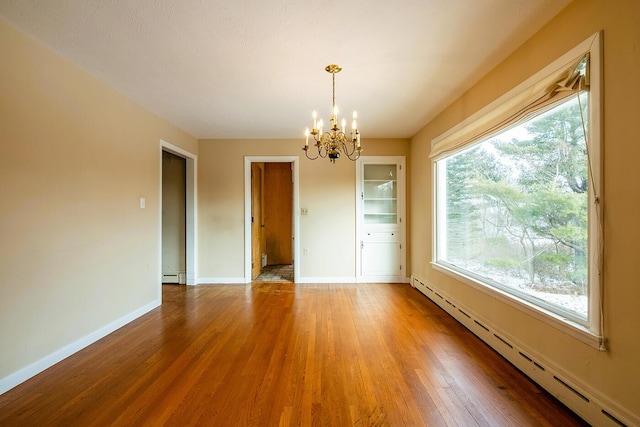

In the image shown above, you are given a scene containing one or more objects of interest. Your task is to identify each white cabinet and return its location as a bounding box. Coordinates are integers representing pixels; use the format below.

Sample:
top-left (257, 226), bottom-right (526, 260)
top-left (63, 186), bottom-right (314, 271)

top-left (356, 157), bottom-right (406, 282)
top-left (361, 231), bottom-right (400, 276)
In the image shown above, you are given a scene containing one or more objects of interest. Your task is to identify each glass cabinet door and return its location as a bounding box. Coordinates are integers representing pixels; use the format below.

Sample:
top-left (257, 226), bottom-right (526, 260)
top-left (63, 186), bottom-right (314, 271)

top-left (363, 164), bottom-right (397, 225)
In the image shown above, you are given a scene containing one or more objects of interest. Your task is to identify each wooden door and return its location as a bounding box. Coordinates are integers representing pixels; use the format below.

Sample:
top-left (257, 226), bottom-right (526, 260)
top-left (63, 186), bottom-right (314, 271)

top-left (251, 163), bottom-right (264, 279)
top-left (264, 163), bottom-right (293, 265)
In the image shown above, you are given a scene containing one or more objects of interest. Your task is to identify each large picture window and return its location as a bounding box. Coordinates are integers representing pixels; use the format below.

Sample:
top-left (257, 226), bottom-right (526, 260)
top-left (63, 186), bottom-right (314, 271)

top-left (432, 34), bottom-right (602, 347)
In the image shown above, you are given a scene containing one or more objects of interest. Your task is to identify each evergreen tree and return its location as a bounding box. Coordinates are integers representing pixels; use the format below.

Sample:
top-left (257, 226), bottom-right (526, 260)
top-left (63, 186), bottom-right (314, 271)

top-left (444, 93), bottom-right (588, 297)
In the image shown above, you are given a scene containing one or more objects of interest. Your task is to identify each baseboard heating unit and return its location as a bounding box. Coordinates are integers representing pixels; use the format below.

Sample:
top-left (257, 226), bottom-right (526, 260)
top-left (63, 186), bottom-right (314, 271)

top-left (411, 275), bottom-right (638, 427)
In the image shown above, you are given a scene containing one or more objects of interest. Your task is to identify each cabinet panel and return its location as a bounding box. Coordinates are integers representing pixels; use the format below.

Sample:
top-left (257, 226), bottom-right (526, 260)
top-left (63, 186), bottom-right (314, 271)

top-left (363, 231), bottom-right (399, 242)
top-left (362, 241), bottom-right (400, 276)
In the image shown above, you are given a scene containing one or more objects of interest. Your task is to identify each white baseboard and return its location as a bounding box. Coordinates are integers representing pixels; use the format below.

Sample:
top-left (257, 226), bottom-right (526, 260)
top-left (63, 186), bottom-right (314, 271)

top-left (357, 276), bottom-right (411, 284)
top-left (296, 276), bottom-right (357, 284)
top-left (0, 299), bottom-right (160, 396)
top-left (197, 277), bottom-right (247, 284)
top-left (197, 276), bottom-right (361, 285)
top-left (411, 275), bottom-right (639, 427)
top-left (196, 277), bottom-right (411, 285)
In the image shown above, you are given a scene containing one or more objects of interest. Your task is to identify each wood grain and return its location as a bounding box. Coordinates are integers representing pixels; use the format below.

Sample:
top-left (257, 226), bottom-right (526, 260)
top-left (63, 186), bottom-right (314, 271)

top-left (264, 162), bottom-right (292, 265)
top-left (0, 283), bottom-right (588, 426)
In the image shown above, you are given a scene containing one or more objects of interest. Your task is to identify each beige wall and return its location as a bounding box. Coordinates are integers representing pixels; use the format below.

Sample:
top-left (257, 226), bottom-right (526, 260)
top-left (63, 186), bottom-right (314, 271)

top-left (197, 138), bottom-right (409, 281)
top-left (410, 0), bottom-right (640, 417)
top-left (0, 19), bottom-right (197, 383)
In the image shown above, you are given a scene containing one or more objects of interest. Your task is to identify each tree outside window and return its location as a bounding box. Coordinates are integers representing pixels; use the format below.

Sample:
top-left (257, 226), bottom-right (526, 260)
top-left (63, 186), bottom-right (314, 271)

top-left (437, 93), bottom-right (589, 321)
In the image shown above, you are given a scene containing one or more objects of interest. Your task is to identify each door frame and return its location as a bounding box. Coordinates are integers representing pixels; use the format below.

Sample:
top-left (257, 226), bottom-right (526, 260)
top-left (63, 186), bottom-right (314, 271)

top-left (160, 140), bottom-right (197, 289)
top-left (250, 163), bottom-right (264, 280)
top-left (244, 156), bottom-right (299, 283)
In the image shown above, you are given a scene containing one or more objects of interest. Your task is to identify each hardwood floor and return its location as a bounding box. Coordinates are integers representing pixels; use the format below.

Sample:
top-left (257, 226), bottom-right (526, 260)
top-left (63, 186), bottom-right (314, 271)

top-left (0, 283), bottom-right (587, 426)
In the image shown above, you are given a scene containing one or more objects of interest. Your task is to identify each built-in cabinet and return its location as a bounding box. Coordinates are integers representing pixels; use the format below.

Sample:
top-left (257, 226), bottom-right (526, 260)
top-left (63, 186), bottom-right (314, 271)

top-left (356, 156), bottom-right (406, 282)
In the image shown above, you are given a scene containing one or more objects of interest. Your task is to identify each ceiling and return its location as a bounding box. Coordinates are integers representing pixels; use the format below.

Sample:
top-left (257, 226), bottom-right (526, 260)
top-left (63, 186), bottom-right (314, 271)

top-left (0, 0), bottom-right (571, 139)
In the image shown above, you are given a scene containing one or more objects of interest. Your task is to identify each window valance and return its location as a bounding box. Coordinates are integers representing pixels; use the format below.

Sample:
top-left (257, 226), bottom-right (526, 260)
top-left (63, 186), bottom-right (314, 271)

top-left (430, 54), bottom-right (588, 160)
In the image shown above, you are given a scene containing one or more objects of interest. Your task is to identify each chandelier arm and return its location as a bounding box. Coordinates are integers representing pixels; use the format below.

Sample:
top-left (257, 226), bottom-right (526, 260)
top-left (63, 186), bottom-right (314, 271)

top-left (340, 140), bottom-right (357, 160)
top-left (346, 149), bottom-right (362, 161)
top-left (341, 140), bottom-right (353, 157)
top-left (337, 133), bottom-right (356, 155)
top-left (303, 147), bottom-right (320, 160)
top-left (316, 136), bottom-right (329, 158)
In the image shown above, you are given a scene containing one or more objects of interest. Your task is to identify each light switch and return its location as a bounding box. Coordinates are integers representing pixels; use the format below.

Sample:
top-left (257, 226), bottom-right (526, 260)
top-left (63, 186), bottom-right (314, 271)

top-left (140, 197), bottom-right (146, 209)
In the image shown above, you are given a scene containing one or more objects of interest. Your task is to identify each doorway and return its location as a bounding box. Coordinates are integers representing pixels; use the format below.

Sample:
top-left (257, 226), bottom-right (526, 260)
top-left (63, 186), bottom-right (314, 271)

top-left (160, 140), bottom-right (196, 288)
top-left (244, 156), bottom-right (300, 283)
top-left (162, 151), bottom-right (186, 283)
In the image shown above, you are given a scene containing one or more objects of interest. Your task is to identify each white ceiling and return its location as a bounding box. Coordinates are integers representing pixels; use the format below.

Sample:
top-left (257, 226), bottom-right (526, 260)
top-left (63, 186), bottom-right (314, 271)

top-left (0, 0), bottom-right (571, 139)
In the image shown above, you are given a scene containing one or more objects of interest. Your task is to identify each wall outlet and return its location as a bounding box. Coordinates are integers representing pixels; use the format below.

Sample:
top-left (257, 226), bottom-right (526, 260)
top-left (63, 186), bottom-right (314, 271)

top-left (301, 207), bottom-right (309, 215)
top-left (303, 248), bottom-right (310, 255)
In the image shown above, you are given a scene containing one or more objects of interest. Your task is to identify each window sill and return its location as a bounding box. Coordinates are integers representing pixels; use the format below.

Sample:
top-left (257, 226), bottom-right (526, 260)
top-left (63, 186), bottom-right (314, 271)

top-left (431, 261), bottom-right (605, 351)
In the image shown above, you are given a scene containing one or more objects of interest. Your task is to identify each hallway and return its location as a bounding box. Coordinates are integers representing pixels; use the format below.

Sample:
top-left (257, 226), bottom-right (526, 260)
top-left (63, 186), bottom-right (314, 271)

top-left (255, 264), bottom-right (293, 282)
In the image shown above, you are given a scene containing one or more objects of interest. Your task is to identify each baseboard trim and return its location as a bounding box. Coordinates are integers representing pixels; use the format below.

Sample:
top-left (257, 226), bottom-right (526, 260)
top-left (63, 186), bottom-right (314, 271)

top-left (357, 276), bottom-right (411, 284)
top-left (296, 276), bottom-right (357, 284)
top-left (411, 274), bottom-right (639, 427)
top-left (197, 277), bottom-right (247, 284)
top-left (0, 299), bottom-right (160, 396)
top-left (196, 277), bottom-right (412, 285)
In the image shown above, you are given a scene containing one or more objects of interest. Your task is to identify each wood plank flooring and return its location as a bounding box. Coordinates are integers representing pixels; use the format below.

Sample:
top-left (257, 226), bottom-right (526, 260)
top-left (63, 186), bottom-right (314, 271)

top-left (0, 283), bottom-right (587, 426)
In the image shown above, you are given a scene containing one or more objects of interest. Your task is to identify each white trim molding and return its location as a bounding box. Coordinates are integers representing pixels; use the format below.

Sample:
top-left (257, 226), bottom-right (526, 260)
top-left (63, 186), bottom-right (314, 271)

top-left (0, 300), bottom-right (160, 395)
top-left (197, 277), bottom-right (247, 285)
top-left (296, 276), bottom-right (358, 284)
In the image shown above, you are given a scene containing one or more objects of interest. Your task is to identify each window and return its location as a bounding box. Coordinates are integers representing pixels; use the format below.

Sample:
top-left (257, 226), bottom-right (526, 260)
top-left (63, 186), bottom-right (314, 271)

top-left (432, 33), bottom-right (602, 348)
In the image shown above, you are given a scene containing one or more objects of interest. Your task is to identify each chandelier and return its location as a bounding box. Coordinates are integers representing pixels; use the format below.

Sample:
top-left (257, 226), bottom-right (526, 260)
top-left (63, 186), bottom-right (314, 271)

top-left (303, 64), bottom-right (362, 163)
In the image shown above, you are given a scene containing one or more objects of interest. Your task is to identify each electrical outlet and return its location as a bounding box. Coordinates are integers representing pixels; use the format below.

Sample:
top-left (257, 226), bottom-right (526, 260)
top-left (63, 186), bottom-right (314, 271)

top-left (301, 207), bottom-right (309, 215)
top-left (303, 248), bottom-right (310, 255)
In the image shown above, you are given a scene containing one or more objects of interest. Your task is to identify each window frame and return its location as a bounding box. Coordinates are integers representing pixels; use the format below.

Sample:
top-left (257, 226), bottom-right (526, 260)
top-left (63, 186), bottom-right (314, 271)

top-left (431, 32), bottom-right (603, 350)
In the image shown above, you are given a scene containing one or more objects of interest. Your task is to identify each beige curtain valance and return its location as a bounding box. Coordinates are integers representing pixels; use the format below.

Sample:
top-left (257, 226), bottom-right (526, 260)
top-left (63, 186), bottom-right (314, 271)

top-left (430, 54), bottom-right (588, 160)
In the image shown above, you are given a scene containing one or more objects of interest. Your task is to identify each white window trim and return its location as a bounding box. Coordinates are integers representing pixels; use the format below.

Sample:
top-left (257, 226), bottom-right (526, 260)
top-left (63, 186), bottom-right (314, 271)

top-left (431, 32), bottom-right (604, 350)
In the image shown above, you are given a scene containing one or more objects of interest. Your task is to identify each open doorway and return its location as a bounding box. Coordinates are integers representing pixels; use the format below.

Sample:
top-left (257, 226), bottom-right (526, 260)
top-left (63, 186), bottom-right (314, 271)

top-left (162, 151), bottom-right (186, 284)
top-left (160, 140), bottom-right (196, 288)
top-left (244, 156), bottom-right (299, 283)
